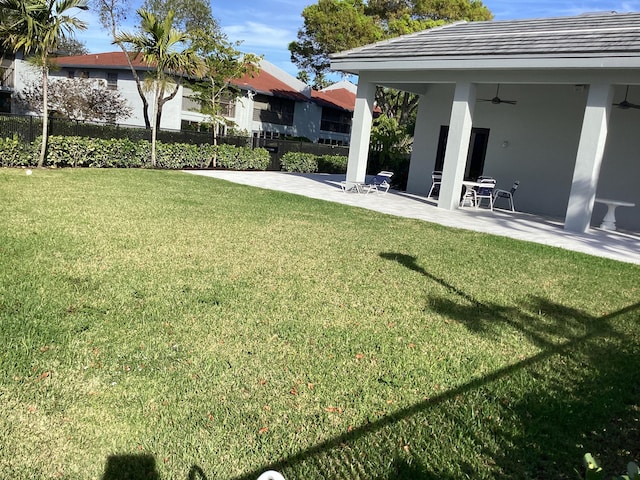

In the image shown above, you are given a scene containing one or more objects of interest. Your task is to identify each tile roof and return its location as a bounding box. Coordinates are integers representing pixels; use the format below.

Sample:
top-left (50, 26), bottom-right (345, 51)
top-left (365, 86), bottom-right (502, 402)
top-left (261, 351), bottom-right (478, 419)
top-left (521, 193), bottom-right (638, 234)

top-left (52, 51), bottom-right (356, 110)
top-left (53, 51), bottom-right (150, 69)
top-left (233, 69), bottom-right (309, 102)
top-left (331, 12), bottom-right (640, 62)
top-left (312, 87), bottom-right (355, 111)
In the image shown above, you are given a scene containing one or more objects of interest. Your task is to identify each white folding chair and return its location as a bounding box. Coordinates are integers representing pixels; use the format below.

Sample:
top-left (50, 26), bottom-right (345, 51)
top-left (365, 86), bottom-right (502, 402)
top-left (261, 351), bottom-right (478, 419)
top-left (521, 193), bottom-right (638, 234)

top-left (475, 178), bottom-right (496, 210)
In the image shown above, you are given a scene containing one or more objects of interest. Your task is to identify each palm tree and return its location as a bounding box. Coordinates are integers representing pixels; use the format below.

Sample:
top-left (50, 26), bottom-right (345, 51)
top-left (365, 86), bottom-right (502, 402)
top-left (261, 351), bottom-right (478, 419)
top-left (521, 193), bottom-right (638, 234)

top-left (0, 0), bottom-right (88, 168)
top-left (115, 9), bottom-right (204, 167)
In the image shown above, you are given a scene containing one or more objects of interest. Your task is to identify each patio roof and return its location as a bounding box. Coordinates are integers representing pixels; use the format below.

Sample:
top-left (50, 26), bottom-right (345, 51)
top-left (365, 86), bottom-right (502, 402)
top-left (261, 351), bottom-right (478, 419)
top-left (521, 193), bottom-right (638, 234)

top-left (331, 11), bottom-right (640, 74)
top-left (184, 171), bottom-right (640, 266)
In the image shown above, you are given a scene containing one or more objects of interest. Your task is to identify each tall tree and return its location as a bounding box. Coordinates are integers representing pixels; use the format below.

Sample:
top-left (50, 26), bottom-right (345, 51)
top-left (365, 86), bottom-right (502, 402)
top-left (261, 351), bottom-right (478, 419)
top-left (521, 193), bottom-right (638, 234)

top-left (189, 26), bottom-right (260, 166)
top-left (115, 9), bottom-right (204, 167)
top-left (0, 0), bottom-right (88, 167)
top-left (289, 0), bottom-right (492, 85)
top-left (289, 0), bottom-right (381, 87)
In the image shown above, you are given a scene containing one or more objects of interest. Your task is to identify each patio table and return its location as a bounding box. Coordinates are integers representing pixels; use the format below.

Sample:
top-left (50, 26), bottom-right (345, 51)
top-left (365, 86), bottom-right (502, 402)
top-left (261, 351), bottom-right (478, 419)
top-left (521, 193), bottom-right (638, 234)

top-left (595, 198), bottom-right (635, 231)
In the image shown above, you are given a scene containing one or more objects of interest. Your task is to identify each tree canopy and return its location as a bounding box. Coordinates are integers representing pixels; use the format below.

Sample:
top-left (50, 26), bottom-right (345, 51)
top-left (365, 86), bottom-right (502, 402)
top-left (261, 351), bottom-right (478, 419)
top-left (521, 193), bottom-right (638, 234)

top-left (289, 0), bottom-right (492, 85)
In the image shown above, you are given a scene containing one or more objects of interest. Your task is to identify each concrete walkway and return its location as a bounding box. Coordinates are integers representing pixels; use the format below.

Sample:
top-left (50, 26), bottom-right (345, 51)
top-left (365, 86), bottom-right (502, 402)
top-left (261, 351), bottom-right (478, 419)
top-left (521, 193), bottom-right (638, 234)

top-left (184, 170), bottom-right (640, 265)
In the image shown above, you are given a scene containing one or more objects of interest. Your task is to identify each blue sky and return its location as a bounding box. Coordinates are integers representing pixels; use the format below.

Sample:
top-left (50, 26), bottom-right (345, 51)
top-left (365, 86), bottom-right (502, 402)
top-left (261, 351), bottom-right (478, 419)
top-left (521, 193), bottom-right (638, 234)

top-left (78, 0), bottom-right (640, 78)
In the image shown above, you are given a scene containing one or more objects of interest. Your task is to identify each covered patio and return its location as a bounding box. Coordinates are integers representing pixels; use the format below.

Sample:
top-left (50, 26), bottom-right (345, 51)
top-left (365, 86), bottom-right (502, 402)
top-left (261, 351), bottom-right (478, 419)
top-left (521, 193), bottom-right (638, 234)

top-left (330, 12), bottom-right (640, 234)
top-left (185, 170), bottom-right (640, 265)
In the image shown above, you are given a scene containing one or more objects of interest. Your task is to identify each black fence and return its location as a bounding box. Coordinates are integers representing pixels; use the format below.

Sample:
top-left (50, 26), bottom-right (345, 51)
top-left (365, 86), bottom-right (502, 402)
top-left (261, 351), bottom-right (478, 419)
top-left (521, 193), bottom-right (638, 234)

top-left (0, 113), bottom-right (349, 170)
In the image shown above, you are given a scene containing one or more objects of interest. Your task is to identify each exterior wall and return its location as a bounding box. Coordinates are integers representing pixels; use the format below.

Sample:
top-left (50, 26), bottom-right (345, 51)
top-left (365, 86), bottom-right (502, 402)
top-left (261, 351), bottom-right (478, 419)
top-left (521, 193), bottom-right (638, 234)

top-left (408, 83), bottom-right (640, 231)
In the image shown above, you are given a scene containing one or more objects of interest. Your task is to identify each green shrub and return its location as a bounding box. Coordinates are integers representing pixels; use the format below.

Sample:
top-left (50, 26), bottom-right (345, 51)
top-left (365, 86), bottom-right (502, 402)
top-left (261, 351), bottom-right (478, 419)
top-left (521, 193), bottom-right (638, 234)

top-left (217, 144), bottom-right (270, 170)
top-left (280, 151), bottom-right (318, 173)
top-left (0, 134), bottom-right (36, 167)
top-left (0, 135), bottom-right (271, 170)
top-left (317, 154), bottom-right (347, 174)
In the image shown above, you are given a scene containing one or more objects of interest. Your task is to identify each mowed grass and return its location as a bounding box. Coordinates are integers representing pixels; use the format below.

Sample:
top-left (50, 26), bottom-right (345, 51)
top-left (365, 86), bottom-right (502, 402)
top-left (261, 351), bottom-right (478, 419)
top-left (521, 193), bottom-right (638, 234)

top-left (0, 168), bottom-right (638, 480)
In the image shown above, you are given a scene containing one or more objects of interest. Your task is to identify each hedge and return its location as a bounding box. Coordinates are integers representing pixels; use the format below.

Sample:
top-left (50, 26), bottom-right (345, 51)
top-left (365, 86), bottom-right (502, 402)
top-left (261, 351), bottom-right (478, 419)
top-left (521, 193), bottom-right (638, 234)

top-left (280, 151), bottom-right (348, 174)
top-left (0, 135), bottom-right (270, 170)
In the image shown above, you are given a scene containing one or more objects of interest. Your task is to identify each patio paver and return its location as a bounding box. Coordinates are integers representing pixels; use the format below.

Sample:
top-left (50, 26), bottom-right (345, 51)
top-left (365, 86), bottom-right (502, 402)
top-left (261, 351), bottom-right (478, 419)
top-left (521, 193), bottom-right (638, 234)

top-left (184, 170), bottom-right (640, 265)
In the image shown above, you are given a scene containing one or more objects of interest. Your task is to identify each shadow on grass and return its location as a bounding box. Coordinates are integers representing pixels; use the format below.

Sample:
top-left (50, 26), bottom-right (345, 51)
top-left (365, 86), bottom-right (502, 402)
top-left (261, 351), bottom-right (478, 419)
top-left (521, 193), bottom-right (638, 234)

top-left (207, 252), bottom-right (640, 479)
top-left (119, 251), bottom-right (635, 480)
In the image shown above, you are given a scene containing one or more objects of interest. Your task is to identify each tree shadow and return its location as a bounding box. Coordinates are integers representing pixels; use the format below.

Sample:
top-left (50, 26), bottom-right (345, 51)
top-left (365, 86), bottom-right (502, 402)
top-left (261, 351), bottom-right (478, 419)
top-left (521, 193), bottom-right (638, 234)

top-left (219, 252), bottom-right (639, 480)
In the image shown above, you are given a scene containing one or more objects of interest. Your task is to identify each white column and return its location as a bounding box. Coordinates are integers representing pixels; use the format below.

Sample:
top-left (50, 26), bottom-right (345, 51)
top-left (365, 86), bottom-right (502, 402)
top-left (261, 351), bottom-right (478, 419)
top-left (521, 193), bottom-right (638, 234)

top-left (346, 75), bottom-right (376, 184)
top-left (406, 93), bottom-right (432, 194)
top-left (565, 83), bottom-right (614, 233)
top-left (438, 82), bottom-right (476, 210)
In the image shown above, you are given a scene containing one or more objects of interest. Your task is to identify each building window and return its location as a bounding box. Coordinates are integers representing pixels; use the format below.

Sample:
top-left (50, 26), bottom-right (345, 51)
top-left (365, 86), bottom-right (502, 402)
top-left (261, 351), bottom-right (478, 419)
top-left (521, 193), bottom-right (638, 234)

top-left (318, 138), bottom-right (348, 146)
top-left (67, 70), bottom-right (75, 79)
top-left (106, 73), bottom-right (118, 89)
top-left (253, 131), bottom-right (280, 140)
top-left (252, 94), bottom-right (294, 126)
top-left (320, 107), bottom-right (352, 134)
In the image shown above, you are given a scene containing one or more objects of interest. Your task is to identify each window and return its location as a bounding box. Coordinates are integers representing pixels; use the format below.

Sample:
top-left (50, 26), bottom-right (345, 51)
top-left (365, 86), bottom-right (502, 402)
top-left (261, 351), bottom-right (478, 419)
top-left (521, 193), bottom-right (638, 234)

top-left (252, 94), bottom-right (294, 126)
top-left (106, 73), bottom-right (118, 89)
top-left (320, 107), bottom-right (352, 134)
top-left (253, 131), bottom-right (280, 140)
top-left (318, 138), bottom-right (348, 146)
top-left (67, 70), bottom-right (75, 79)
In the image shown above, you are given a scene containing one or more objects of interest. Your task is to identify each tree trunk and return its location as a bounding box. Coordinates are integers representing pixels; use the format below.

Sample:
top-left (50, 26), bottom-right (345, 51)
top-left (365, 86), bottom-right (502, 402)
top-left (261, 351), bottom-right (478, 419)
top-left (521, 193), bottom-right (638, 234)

top-left (151, 85), bottom-right (160, 168)
top-left (37, 65), bottom-right (49, 168)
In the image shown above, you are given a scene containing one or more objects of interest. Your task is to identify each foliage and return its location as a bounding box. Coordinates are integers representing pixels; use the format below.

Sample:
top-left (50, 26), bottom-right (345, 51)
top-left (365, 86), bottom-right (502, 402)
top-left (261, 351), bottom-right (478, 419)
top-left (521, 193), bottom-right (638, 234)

top-left (0, 135), bottom-right (271, 169)
top-left (280, 151), bottom-right (318, 173)
top-left (115, 9), bottom-right (205, 167)
top-left (0, 0), bottom-right (88, 167)
top-left (188, 25), bottom-right (261, 151)
top-left (0, 134), bottom-right (37, 166)
top-left (289, 0), bottom-right (492, 86)
top-left (289, 0), bottom-right (382, 88)
top-left (141, 0), bottom-right (218, 32)
top-left (584, 453), bottom-right (639, 480)
top-left (317, 154), bottom-right (347, 173)
top-left (16, 77), bottom-right (133, 122)
top-left (0, 168), bottom-right (639, 479)
top-left (216, 143), bottom-right (270, 170)
top-left (54, 36), bottom-right (88, 55)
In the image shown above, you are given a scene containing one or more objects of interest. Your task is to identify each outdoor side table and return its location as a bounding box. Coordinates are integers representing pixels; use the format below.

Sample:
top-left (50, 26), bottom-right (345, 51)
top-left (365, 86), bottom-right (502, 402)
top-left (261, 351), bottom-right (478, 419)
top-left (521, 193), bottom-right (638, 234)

top-left (595, 198), bottom-right (636, 231)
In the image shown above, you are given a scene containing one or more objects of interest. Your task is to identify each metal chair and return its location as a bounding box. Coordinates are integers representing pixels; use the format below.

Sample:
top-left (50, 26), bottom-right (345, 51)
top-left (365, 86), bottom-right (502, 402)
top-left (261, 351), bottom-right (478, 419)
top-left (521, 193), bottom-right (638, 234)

top-left (363, 171), bottom-right (393, 194)
top-left (475, 177), bottom-right (496, 210)
top-left (493, 180), bottom-right (519, 211)
top-left (428, 170), bottom-right (442, 198)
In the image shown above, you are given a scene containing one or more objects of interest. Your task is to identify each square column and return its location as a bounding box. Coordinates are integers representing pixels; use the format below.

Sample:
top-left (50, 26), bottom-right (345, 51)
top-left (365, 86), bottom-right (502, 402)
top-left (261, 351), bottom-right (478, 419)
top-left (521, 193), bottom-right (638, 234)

top-left (565, 83), bottom-right (614, 233)
top-left (346, 75), bottom-right (376, 184)
top-left (438, 82), bottom-right (476, 210)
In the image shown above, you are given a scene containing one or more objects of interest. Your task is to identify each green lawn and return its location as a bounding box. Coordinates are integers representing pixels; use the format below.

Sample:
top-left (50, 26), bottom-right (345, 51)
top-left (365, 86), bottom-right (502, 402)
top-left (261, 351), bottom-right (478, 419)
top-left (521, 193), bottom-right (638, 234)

top-left (1, 168), bottom-right (638, 480)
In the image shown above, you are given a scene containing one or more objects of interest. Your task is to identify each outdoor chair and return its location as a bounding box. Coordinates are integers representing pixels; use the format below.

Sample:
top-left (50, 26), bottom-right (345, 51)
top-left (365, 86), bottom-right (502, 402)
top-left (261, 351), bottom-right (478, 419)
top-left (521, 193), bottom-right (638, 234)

top-left (493, 180), bottom-right (519, 211)
top-left (475, 177), bottom-right (496, 210)
top-left (428, 170), bottom-right (442, 198)
top-left (363, 171), bottom-right (393, 194)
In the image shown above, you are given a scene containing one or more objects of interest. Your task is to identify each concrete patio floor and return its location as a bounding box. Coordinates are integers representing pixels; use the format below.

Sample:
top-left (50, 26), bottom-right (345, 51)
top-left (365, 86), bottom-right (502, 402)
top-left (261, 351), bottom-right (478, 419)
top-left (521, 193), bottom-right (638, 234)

top-left (184, 170), bottom-right (640, 266)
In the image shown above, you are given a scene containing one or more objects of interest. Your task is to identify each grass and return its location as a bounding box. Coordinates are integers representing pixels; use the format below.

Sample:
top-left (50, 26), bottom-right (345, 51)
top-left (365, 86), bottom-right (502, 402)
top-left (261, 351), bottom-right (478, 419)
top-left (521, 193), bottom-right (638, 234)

top-left (0, 167), bottom-right (638, 480)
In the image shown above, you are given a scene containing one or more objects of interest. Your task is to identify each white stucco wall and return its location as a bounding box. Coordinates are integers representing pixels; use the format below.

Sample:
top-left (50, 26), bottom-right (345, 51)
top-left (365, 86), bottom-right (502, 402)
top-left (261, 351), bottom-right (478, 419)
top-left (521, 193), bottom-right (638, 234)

top-left (407, 83), bottom-right (639, 231)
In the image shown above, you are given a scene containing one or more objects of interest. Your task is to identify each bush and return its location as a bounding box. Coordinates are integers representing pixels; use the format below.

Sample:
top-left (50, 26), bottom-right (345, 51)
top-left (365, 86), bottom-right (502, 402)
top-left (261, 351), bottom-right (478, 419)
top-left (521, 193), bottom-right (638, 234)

top-left (317, 154), bottom-right (347, 174)
top-left (0, 134), bottom-right (37, 167)
top-left (280, 152), bottom-right (318, 173)
top-left (0, 135), bottom-right (271, 170)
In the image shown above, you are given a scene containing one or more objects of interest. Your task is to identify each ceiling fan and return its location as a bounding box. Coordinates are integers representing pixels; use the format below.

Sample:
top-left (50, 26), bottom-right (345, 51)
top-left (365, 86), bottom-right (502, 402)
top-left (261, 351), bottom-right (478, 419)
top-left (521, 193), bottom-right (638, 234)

top-left (479, 85), bottom-right (517, 105)
top-left (614, 86), bottom-right (640, 110)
